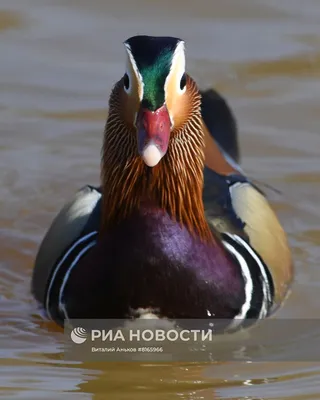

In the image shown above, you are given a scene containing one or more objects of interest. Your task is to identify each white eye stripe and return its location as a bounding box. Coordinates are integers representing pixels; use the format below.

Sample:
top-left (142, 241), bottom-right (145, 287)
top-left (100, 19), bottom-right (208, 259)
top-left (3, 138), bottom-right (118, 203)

top-left (124, 43), bottom-right (144, 101)
top-left (164, 40), bottom-right (186, 95)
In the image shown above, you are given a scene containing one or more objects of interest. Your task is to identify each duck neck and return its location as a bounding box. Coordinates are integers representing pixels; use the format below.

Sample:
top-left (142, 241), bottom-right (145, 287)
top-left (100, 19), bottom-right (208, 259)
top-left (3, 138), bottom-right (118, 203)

top-left (101, 83), bottom-right (213, 243)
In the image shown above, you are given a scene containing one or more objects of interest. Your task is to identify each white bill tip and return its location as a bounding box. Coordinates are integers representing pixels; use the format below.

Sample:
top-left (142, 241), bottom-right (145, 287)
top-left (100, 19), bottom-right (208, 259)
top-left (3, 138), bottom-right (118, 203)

top-left (142, 143), bottom-right (163, 167)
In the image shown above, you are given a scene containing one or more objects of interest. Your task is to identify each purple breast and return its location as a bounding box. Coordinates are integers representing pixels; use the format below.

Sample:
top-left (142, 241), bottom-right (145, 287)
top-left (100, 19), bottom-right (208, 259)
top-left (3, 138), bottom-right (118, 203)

top-left (64, 205), bottom-right (245, 320)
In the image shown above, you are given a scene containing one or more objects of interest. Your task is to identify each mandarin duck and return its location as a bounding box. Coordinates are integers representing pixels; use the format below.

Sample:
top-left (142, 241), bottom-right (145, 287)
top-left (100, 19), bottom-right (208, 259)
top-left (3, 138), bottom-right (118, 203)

top-left (31, 36), bottom-right (293, 331)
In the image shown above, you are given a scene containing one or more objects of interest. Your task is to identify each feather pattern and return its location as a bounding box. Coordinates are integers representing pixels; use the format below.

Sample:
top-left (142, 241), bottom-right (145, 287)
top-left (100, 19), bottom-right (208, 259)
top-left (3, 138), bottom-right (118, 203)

top-left (101, 76), bottom-right (213, 242)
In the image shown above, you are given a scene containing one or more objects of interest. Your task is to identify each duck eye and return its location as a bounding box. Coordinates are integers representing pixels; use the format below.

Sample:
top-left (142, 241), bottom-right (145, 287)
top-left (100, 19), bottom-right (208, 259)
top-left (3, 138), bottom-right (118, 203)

top-left (180, 73), bottom-right (187, 90)
top-left (123, 73), bottom-right (130, 90)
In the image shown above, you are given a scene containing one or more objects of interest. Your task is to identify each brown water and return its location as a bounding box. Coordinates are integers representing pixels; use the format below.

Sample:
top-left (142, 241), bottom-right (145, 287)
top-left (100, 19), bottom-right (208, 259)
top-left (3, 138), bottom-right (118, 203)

top-left (1, 0), bottom-right (320, 399)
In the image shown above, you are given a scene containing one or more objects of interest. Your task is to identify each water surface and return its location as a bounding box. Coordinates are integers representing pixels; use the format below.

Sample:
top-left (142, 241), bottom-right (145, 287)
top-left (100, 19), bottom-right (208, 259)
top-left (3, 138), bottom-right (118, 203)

top-left (1, 0), bottom-right (320, 399)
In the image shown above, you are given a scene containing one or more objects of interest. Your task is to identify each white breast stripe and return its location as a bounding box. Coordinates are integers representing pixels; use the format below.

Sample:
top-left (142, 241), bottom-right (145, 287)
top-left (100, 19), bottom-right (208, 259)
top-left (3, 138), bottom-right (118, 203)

top-left (228, 233), bottom-right (272, 319)
top-left (222, 240), bottom-right (253, 330)
top-left (58, 240), bottom-right (97, 321)
top-left (45, 231), bottom-right (98, 320)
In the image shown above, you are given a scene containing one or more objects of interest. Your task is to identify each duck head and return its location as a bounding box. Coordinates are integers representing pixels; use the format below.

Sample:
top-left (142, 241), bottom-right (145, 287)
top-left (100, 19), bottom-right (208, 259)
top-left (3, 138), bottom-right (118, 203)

top-left (115, 35), bottom-right (201, 166)
top-left (101, 35), bottom-right (211, 241)
top-left (125, 36), bottom-right (189, 167)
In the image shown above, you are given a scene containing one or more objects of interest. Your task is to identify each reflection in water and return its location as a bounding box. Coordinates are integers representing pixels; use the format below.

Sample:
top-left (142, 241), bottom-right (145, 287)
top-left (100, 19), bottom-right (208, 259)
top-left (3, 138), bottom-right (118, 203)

top-left (1, 0), bottom-right (320, 399)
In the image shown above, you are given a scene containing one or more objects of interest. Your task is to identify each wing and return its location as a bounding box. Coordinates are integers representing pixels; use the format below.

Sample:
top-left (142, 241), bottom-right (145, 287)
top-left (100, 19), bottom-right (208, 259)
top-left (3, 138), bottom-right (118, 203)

top-left (201, 89), bottom-right (293, 309)
top-left (201, 88), bottom-right (240, 163)
top-left (31, 185), bottom-right (102, 305)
